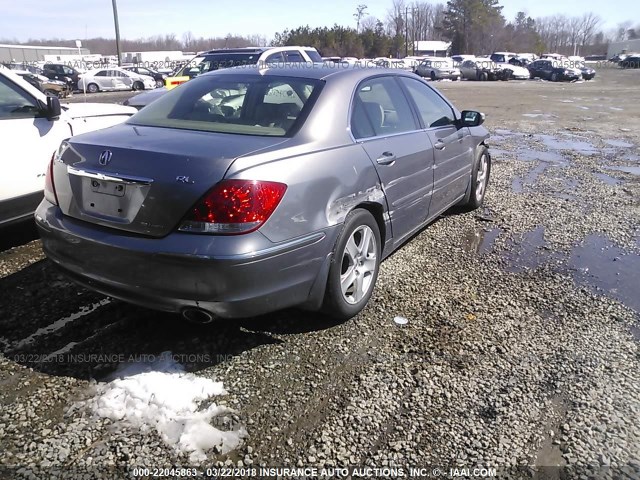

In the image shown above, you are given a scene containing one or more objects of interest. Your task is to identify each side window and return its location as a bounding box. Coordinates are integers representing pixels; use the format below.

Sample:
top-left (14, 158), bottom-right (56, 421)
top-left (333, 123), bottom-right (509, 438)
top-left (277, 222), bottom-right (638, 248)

top-left (0, 75), bottom-right (41, 120)
top-left (94, 70), bottom-right (107, 77)
top-left (265, 52), bottom-right (284, 64)
top-left (284, 51), bottom-right (304, 62)
top-left (399, 77), bottom-right (455, 128)
top-left (62, 66), bottom-right (75, 75)
top-left (350, 76), bottom-right (417, 139)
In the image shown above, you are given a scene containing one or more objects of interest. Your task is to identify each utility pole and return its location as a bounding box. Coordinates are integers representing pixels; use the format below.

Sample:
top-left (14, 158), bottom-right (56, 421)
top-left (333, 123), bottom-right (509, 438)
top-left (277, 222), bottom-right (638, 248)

top-left (405, 7), bottom-right (409, 57)
top-left (112, 0), bottom-right (122, 66)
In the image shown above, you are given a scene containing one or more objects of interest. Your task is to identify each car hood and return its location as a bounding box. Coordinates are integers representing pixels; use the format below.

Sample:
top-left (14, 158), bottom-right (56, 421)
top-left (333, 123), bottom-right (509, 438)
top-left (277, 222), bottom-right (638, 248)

top-left (124, 88), bottom-right (167, 109)
top-left (62, 103), bottom-right (138, 119)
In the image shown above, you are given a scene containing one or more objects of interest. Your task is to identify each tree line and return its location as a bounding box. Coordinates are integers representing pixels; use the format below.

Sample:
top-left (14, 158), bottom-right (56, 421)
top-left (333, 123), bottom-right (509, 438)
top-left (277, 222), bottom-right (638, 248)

top-left (2, 0), bottom-right (639, 59)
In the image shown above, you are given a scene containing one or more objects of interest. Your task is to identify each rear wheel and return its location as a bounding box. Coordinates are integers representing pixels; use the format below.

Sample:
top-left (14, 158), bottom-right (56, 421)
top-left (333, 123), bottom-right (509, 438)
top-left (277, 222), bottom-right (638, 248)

top-left (322, 209), bottom-right (381, 320)
top-left (132, 81), bottom-right (144, 91)
top-left (551, 72), bottom-right (559, 82)
top-left (430, 71), bottom-right (437, 81)
top-left (478, 71), bottom-right (489, 81)
top-left (459, 145), bottom-right (491, 210)
top-left (155, 79), bottom-right (164, 88)
top-left (87, 83), bottom-right (99, 93)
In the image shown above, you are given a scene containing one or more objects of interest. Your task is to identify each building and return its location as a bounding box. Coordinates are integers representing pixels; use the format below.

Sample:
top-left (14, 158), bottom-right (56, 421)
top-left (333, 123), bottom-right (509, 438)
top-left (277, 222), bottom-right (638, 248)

top-left (607, 39), bottom-right (640, 59)
top-left (0, 44), bottom-right (90, 63)
top-left (413, 41), bottom-right (451, 57)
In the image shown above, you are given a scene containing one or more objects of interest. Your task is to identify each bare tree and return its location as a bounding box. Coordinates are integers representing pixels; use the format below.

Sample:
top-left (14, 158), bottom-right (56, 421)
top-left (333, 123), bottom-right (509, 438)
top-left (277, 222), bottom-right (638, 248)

top-left (354, 4), bottom-right (368, 33)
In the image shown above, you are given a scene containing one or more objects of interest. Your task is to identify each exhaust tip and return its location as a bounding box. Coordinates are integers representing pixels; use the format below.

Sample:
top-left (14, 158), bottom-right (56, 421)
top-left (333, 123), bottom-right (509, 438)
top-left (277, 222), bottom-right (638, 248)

top-left (182, 307), bottom-right (214, 324)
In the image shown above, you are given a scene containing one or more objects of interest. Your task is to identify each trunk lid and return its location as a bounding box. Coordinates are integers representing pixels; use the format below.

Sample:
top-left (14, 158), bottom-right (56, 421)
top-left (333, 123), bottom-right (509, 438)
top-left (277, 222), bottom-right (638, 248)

top-left (54, 124), bottom-right (288, 237)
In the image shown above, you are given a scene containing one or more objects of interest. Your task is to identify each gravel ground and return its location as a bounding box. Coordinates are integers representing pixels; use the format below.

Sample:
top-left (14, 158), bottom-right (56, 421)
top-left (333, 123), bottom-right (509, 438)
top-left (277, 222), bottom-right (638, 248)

top-left (1, 66), bottom-right (639, 480)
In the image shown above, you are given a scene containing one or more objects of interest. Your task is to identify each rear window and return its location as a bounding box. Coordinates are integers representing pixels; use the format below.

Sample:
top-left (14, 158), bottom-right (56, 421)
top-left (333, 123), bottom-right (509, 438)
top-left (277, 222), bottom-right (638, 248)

top-left (128, 74), bottom-right (322, 137)
top-left (305, 50), bottom-right (323, 62)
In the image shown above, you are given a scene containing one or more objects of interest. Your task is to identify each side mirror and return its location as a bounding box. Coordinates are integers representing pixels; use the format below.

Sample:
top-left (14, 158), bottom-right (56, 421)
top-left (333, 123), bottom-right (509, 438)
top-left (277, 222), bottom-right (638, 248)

top-left (46, 95), bottom-right (61, 119)
top-left (459, 110), bottom-right (484, 127)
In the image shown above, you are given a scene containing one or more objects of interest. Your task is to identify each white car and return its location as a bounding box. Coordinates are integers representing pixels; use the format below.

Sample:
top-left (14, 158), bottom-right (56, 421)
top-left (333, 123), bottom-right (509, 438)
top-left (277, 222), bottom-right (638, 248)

top-left (415, 57), bottom-right (461, 80)
top-left (77, 67), bottom-right (157, 93)
top-left (0, 67), bottom-right (137, 226)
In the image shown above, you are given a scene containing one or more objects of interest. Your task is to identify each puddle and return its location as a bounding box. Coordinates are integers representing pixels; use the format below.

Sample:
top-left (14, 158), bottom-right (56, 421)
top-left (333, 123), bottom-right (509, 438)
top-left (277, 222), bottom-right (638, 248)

top-left (605, 140), bottom-right (634, 148)
top-left (631, 324), bottom-right (640, 342)
top-left (518, 150), bottom-right (568, 165)
top-left (535, 134), bottom-right (598, 156)
top-left (462, 227), bottom-right (503, 254)
top-left (523, 113), bottom-right (556, 119)
top-left (604, 166), bottom-right (640, 175)
top-left (594, 172), bottom-right (622, 186)
top-left (502, 227), bottom-right (564, 272)
top-left (569, 235), bottom-right (640, 313)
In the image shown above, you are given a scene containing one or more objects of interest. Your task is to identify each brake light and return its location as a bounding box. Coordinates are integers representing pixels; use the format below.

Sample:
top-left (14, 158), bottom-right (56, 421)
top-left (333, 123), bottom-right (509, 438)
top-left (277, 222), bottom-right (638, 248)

top-left (179, 180), bottom-right (287, 234)
top-left (44, 153), bottom-right (58, 205)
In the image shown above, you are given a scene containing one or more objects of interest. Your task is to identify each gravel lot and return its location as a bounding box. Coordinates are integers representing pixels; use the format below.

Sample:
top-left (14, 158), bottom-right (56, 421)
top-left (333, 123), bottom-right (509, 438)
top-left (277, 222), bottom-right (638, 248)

top-left (1, 65), bottom-right (639, 480)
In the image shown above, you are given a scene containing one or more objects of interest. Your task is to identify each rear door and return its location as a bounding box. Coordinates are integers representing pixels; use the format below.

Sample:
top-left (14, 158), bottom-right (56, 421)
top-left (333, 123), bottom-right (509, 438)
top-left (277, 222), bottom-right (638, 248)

top-left (351, 75), bottom-right (434, 242)
top-left (398, 76), bottom-right (474, 216)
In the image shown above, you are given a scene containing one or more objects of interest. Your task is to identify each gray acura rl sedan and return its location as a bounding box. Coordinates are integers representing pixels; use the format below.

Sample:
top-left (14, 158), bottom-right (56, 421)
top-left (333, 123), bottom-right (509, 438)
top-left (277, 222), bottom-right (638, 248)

top-left (36, 64), bottom-right (490, 322)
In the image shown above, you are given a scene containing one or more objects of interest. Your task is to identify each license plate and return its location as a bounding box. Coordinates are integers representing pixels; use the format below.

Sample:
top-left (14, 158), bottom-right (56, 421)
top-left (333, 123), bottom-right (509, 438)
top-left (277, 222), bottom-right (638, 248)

top-left (90, 179), bottom-right (126, 197)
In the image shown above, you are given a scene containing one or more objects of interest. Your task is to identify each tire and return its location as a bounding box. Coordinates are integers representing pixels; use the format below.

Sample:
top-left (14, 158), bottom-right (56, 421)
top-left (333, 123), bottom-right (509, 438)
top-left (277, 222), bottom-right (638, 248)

top-left (430, 71), bottom-right (437, 81)
top-left (478, 71), bottom-right (489, 81)
top-left (501, 70), bottom-right (512, 81)
top-left (551, 72), bottom-right (558, 82)
top-left (459, 145), bottom-right (491, 210)
top-left (132, 81), bottom-right (144, 91)
top-left (155, 79), bottom-right (164, 88)
top-left (322, 209), bottom-right (381, 320)
top-left (86, 83), bottom-right (99, 93)
top-left (453, 76), bottom-right (460, 81)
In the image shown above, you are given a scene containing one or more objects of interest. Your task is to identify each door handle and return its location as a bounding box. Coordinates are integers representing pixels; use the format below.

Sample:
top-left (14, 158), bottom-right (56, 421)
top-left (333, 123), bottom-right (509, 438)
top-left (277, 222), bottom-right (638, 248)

top-left (376, 152), bottom-right (396, 165)
top-left (434, 140), bottom-right (446, 150)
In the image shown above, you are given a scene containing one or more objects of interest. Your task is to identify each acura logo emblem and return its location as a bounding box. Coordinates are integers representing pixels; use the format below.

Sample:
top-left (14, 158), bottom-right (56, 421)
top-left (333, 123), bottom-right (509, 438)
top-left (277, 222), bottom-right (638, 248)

top-left (98, 150), bottom-right (112, 166)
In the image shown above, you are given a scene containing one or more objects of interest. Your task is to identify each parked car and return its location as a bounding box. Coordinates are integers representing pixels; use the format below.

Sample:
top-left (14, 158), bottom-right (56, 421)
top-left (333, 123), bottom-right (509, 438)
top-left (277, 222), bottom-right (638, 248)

top-left (42, 63), bottom-right (81, 90)
top-left (78, 67), bottom-right (157, 93)
top-left (451, 54), bottom-right (475, 64)
top-left (459, 58), bottom-right (526, 80)
top-left (13, 70), bottom-right (71, 98)
top-left (414, 57), bottom-right (461, 80)
top-left (165, 46), bottom-right (323, 90)
top-left (36, 65), bottom-right (490, 321)
top-left (489, 52), bottom-right (517, 64)
top-left (579, 66), bottom-right (596, 80)
top-left (619, 55), bottom-right (640, 68)
top-left (0, 67), bottom-right (136, 227)
top-left (123, 66), bottom-right (167, 89)
top-left (528, 59), bottom-right (581, 81)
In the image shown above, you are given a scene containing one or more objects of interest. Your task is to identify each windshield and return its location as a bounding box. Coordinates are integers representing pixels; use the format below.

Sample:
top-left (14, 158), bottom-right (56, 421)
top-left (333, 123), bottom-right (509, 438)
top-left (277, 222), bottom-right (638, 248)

top-left (177, 53), bottom-right (262, 78)
top-left (128, 74), bottom-right (322, 137)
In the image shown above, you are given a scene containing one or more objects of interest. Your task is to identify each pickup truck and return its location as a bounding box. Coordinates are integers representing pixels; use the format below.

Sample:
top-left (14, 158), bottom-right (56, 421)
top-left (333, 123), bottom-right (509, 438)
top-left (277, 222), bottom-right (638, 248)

top-left (0, 67), bottom-right (137, 226)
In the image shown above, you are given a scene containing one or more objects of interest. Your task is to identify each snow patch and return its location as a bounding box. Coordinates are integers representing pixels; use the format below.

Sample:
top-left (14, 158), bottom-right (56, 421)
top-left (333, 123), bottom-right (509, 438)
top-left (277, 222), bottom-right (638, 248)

top-left (393, 316), bottom-right (409, 325)
top-left (74, 351), bottom-right (246, 461)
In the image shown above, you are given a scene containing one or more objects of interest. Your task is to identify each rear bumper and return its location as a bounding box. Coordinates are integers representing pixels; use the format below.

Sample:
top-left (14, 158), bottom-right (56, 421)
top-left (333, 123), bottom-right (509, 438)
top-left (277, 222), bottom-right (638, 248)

top-left (35, 201), bottom-right (339, 318)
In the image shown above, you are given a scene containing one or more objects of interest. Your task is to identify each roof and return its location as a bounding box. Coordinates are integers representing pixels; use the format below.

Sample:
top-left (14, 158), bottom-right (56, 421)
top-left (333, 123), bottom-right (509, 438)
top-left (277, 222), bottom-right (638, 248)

top-left (414, 41), bottom-right (451, 51)
top-left (0, 43), bottom-right (86, 51)
top-left (202, 62), bottom-right (410, 82)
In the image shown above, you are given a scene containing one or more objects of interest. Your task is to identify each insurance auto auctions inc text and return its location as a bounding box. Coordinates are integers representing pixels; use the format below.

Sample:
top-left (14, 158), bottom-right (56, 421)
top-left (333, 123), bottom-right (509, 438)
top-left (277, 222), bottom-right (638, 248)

top-left (214, 466), bottom-right (497, 478)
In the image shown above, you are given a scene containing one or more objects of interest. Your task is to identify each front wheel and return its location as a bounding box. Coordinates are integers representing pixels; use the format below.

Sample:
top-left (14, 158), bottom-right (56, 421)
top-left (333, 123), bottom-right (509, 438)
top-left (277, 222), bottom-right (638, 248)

top-left (132, 81), bottom-right (144, 91)
top-left (155, 79), bottom-right (164, 88)
top-left (459, 145), bottom-right (491, 210)
top-left (86, 83), bottom-right (99, 93)
top-left (551, 72), bottom-right (558, 82)
top-left (322, 209), bottom-right (381, 320)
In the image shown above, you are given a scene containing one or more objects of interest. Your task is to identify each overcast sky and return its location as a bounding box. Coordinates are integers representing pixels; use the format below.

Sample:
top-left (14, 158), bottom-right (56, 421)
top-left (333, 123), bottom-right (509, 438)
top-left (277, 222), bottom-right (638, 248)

top-left (2, 0), bottom-right (634, 43)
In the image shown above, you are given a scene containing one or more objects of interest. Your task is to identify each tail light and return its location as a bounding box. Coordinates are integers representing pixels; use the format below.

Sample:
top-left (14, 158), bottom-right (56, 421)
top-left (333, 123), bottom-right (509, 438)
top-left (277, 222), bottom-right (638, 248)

top-left (179, 180), bottom-right (287, 234)
top-left (44, 152), bottom-right (58, 205)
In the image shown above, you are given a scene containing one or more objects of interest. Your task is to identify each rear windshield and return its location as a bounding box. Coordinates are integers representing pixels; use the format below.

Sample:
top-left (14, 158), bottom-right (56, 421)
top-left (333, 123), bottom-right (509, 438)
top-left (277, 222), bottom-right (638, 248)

top-left (128, 74), bottom-right (322, 137)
